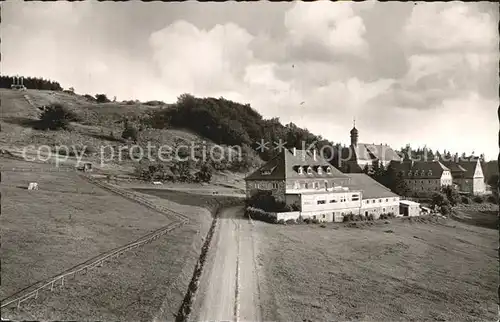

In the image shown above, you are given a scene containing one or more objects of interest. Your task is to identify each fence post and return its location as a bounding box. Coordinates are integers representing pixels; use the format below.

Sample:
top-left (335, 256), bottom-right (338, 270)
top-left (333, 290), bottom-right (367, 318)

top-left (61, 277), bottom-right (64, 287)
top-left (35, 290), bottom-right (38, 299)
top-left (50, 281), bottom-right (54, 291)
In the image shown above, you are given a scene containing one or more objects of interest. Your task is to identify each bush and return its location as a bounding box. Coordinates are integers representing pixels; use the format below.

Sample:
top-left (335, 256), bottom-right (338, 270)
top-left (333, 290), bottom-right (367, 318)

top-left (245, 207), bottom-right (276, 224)
top-left (277, 219), bottom-right (286, 225)
top-left (460, 196), bottom-right (470, 204)
top-left (95, 93), bottom-right (111, 103)
top-left (486, 195), bottom-right (498, 204)
top-left (367, 213), bottom-right (375, 221)
top-left (37, 103), bottom-right (79, 130)
top-left (285, 219), bottom-right (296, 225)
top-left (122, 125), bottom-right (139, 143)
top-left (440, 205), bottom-right (452, 216)
top-left (473, 195), bottom-right (484, 203)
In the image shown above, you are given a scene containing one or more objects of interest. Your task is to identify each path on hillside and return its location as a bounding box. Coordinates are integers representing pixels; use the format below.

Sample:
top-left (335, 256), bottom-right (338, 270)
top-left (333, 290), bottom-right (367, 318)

top-left (193, 206), bottom-right (262, 322)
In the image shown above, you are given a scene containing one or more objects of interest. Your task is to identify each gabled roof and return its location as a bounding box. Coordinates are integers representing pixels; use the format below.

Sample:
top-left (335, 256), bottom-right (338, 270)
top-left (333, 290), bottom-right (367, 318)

top-left (456, 159), bottom-right (482, 178)
top-left (344, 173), bottom-right (398, 199)
top-left (388, 160), bottom-right (449, 179)
top-left (245, 149), bottom-right (347, 181)
top-left (341, 143), bottom-right (401, 163)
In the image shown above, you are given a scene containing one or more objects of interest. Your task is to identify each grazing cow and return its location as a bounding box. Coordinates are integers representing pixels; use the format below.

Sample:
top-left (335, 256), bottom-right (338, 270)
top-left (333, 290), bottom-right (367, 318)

top-left (28, 182), bottom-right (39, 190)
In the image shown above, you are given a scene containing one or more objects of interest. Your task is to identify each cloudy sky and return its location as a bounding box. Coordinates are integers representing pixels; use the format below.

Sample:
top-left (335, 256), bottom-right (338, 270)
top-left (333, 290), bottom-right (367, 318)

top-left (2, 1), bottom-right (498, 159)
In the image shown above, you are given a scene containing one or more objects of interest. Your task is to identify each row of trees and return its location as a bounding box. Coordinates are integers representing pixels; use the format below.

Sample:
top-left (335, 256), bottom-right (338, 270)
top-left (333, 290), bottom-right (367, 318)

top-left (398, 145), bottom-right (485, 163)
top-left (0, 75), bottom-right (63, 91)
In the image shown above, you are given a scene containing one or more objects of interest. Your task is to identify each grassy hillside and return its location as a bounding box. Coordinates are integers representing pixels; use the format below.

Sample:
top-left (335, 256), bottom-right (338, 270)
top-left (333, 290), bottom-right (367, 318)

top-left (0, 88), bottom-right (262, 184)
top-left (256, 216), bottom-right (497, 321)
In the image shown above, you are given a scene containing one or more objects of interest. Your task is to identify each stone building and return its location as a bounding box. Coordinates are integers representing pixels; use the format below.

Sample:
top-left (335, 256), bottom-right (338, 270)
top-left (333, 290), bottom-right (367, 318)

top-left (442, 159), bottom-right (486, 195)
top-left (338, 123), bottom-right (401, 173)
top-left (388, 160), bottom-right (453, 195)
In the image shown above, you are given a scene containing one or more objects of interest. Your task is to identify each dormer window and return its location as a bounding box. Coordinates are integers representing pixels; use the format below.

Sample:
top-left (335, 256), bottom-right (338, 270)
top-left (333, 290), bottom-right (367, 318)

top-left (428, 170), bottom-right (432, 176)
top-left (421, 170), bottom-right (425, 176)
top-left (307, 167), bottom-right (313, 175)
top-left (317, 167), bottom-right (323, 175)
top-left (400, 171), bottom-right (404, 176)
top-left (408, 171), bottom-right (412, 176)
top-left (326, 167), bottom-right (332, 174)
top-left (298, 167), bottom-right (304, 175)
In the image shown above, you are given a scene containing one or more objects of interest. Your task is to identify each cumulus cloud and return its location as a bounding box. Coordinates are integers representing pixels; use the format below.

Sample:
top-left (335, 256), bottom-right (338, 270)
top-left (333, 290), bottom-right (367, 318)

top-left (403, 3), bottom-right (497, 53)
top-left (149, 21), bottom-right (254, 95)
top-left (284, 2), bottom-right (369, 60)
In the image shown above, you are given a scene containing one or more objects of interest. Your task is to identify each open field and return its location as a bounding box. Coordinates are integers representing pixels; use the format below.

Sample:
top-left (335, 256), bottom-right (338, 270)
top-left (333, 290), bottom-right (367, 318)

top-left (2, 186), bottom-right (216, 321)
top-left (1, 156), bottom-right (245, 321)
top-left (0, 158), bottom-right (175, 300)
top-left (255, 215), bottom-right (498, 321)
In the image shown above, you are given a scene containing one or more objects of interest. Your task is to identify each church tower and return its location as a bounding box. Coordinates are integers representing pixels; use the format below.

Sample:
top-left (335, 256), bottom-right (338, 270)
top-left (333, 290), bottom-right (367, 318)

top-left (350, 119), bottom-right (358, 147)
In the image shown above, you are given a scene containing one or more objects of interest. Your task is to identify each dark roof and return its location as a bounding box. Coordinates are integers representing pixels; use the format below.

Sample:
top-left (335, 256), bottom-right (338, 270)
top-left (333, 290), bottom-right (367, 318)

top-left (341, 143), bottom-right (401, 163)
top-left (456, 160), bottom-right (482, 178)
top-left (245, 149), bottom-right (347, 181)
top-left (388, 160), bottom-right (449, 179)
top-left (344, 173), bottom-right (398, 199)
top-left (441, 162), bottom-right (467, 175)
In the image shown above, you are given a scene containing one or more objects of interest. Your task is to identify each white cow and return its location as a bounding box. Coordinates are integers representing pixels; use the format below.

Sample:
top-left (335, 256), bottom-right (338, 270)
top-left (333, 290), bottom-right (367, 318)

top-left (28, 182), bottom-right (39, 190)
top-left (152, 181), bottom-right (163, 185)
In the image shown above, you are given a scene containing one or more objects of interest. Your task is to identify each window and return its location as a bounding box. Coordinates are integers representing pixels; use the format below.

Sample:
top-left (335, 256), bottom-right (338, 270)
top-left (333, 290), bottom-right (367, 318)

top-left (385, 199), bottom-right (388, 202)
top-left (352, 194), bottom-right (360, 201)
top-left (401, 171), bottom-right (405, 176)
top-left (367, 200), bottom-right (370, 204)
top-left (298, 167), bottom-right (303, 175)
top-left (327, 167), bottom-right (332, 174)
top-left (317, 200), bottom-right (326, 205)
top-left (294, 182), bottom-right (300, 189)
top-left (428, 170), bottom-right (432, 176)
top-left (272, 183), bottom-right (278, 189)
top-left (383, 208), bottom-right (386, 212)
top-left (408, 171), bottom-right (412, 176)
top-left (415, 171), bottom-right (419, 177)
top-left (317, 167), bottom-right (323, 175)
top-left (307, 167), bottom-right (313, 174)
top-left (322, 214), bottom-right (326, 219)
top-left (329, 199), bottom-right (337, 203)
top-left (421, 170), bottom-right (425, 176)
top-left (313, 215), bottom-right (317, 219)
top-left (379, 199), bottom-right (382, 203)
top-left (428, 180), bottom-right (431, 183)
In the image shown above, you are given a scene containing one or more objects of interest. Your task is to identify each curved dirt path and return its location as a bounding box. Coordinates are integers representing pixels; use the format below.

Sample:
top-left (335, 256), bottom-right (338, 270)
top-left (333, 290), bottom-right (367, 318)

top-left (193, 206), bottom-right (262, 322)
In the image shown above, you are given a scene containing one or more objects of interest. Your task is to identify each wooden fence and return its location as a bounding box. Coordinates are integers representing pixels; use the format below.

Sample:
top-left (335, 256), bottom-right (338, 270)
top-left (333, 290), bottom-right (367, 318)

top-left (0, 175), bottom-right (189, 310)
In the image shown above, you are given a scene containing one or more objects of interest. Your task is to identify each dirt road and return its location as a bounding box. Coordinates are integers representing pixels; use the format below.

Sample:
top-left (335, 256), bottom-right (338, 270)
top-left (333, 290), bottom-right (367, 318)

top-left (193, 206), bottom-right (262, 322)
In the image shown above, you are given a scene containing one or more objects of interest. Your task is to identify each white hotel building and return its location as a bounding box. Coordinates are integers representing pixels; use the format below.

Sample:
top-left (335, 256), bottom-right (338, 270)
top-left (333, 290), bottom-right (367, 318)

top-left (245, 149), bottom-right (401, 222)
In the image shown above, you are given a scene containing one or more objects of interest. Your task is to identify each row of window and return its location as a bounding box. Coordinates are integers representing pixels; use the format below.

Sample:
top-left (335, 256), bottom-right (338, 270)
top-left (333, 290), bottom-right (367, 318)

top-left (366, 198), bottom-right (397, 204)
top-left (402, 170), bottom-right (432, 176)
top-left (253, 182), bottom-right (279, 189)
top-left (298, 166), bottom-right (332, 175)
top-left (293, 181), bottom-right (333, 189)
top-left (315, 194), bottom-right (359, 205)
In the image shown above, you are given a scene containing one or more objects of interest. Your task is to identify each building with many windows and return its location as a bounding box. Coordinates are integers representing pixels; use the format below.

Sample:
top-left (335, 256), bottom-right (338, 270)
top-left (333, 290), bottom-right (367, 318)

top-left (389, 158), bottom-right (486, 196)
top-left (388, 160), bottom-right (453, 195)
top-left (245, 148), bottom-right (402, 222)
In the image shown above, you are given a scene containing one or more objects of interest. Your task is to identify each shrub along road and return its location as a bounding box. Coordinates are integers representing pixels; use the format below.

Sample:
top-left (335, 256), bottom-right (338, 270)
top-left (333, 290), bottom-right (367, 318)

top-left (192, 206), bottom-right (262, 322)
